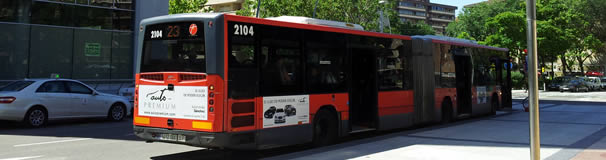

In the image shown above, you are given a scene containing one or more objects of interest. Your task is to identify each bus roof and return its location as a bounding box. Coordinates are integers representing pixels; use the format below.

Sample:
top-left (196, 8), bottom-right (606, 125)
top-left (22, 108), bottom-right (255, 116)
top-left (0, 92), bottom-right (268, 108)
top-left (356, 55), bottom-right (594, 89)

top-left (139, 13), bottom-right (508, 52)
top-left (414, 35), bottom-right (509, 52)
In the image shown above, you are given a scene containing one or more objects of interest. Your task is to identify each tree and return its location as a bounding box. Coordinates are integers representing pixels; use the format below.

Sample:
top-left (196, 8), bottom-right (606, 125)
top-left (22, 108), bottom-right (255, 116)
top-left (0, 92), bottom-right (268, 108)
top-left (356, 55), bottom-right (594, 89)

top-left (236, 0), bottom-right (434, 35)
top-left (169, 0), bottom-right (208, 14)
top-left (482, 11), bottom-right (526, 59)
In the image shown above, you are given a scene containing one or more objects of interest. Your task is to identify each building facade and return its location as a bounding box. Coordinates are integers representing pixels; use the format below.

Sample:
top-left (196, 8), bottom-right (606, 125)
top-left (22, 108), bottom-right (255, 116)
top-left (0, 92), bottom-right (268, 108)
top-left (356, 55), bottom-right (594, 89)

top-left (206, 0), bottom-right (244, 13)
top-left (396, 0), bottom-right (456, 34)
top-left (0, 0), bottom-right (167, 83)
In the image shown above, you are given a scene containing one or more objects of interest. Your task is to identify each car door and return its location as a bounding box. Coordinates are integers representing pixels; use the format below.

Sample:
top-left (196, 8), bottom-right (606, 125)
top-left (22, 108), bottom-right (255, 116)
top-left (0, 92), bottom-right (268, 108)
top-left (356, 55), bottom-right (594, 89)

top-left (35, 81), bottom-right (72, 119)
top-left (66, 81), bottom-right (107, 117)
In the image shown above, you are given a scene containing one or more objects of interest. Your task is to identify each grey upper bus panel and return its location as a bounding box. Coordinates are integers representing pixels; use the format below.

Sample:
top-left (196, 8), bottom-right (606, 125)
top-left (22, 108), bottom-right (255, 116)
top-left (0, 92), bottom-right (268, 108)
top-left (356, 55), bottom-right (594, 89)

top-left (412, 35), bottom-right (509, 52)
top-left (136, 13), bottom-right (226, 78)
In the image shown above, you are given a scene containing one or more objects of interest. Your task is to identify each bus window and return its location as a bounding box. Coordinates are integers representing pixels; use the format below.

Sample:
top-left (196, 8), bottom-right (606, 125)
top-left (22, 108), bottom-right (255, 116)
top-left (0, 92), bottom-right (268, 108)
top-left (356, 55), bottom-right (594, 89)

top-left (305, 31), bottom-right (346, 93)
top-left (141, 22), bottom-right (205, 73)
top-left (228, 22), bottom-right (257, 99)
top-left (260, 26), bottom-right (302, 96)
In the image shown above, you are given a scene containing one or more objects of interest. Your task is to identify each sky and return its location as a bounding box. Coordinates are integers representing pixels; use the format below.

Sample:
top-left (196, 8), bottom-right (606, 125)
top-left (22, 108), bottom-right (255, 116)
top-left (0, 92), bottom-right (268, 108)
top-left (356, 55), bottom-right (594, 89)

top-left (429, 0), bottom-right (488, 16)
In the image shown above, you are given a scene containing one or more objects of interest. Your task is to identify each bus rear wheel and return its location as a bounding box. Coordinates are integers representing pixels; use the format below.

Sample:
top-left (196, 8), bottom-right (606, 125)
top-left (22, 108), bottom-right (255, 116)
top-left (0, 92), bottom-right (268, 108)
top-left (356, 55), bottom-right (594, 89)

top-left (491, 96), bottom-right (499, 115)
top-left (441, 99), bottom-right (452, 124)
top-left (312, 109), bottom-right (338, 146)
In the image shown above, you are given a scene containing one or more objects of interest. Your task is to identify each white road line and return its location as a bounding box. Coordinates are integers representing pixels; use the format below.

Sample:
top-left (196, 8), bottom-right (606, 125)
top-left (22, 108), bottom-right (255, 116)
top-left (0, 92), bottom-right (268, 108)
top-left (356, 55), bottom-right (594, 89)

top-left (0, 155), bottom-right (44, 160)
top-left (13, 138), bottom-right (92, 147)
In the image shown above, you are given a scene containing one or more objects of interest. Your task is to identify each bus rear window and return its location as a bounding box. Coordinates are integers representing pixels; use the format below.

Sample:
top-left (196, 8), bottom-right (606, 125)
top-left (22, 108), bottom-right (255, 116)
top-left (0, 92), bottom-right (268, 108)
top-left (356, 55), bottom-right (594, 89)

top-left (141, 22), bottom-right (205, 73)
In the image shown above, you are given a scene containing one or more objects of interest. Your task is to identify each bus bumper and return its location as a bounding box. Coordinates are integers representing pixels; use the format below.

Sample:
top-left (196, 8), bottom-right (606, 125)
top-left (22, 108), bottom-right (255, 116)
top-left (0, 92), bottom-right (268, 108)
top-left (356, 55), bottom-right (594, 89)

top-left (133, 126), bottom-right (256, 150)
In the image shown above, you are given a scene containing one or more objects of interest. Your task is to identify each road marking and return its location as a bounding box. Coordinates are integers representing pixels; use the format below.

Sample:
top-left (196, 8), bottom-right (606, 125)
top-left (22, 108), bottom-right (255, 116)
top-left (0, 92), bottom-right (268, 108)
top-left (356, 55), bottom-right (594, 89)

top-left (13, 138), bottom-right (91, 147)
top-left (0, 155), bottom-right (44, 160)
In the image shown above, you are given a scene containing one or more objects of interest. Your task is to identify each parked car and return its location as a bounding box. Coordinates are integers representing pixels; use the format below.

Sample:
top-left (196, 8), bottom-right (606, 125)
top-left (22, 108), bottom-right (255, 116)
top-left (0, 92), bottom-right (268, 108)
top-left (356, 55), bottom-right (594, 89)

top-left (585, 77), bottom-right (601, 91)
top-left (546, 76), bottom-right (571, 91)
top-left (0, 79), bottom-right (132, 127)
top-left (602, 77), bottom-right (606, 89)
top-left (118, 84), bottom-right (135, 102)
top-left (559, 78), bottom-right (590, 92)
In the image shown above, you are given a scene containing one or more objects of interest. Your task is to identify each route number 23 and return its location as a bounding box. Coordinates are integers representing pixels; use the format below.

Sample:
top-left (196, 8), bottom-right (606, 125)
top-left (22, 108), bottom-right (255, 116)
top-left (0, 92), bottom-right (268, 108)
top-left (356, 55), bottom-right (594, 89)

top-left (234, 24), bottom-right (254, 36)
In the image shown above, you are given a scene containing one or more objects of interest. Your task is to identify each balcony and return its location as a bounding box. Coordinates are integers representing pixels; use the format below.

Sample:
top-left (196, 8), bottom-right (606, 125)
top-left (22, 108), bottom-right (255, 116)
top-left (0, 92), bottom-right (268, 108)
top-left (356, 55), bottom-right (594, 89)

top-left (206, 0), bottom-right (244, 5)
top-left (398, 6), bottom-right (426, 12)
top-left (430, 10), bottom-right (455, 15)
top-left (399, 14), bottom-right (427, 20)
top-left (430, 17), bottom-right (454, 23)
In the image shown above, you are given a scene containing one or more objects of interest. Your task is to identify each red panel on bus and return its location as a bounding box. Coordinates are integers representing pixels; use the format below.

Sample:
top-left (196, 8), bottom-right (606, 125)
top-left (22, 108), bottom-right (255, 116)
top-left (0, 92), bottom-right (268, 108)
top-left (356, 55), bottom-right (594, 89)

top-left (378, 90), bottom-right (414, 116)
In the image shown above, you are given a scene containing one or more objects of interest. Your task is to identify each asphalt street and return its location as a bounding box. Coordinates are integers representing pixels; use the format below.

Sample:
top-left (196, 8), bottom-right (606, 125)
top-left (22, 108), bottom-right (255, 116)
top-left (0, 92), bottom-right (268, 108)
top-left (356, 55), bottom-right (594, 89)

top-left (0, 91), bottom-right (604, 160)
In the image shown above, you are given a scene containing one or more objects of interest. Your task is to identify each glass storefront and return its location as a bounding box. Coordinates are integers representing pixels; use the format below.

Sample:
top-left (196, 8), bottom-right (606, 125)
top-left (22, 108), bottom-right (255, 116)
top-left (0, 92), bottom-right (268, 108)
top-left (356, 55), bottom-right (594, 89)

top-left (0, 0), bottom-right (134, 80)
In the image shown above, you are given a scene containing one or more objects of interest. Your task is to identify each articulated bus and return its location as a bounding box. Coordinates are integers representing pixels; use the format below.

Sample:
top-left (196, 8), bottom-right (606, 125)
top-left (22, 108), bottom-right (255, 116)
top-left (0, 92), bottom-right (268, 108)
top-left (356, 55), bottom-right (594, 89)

top-left (133, 13), bottom-right (512, 150)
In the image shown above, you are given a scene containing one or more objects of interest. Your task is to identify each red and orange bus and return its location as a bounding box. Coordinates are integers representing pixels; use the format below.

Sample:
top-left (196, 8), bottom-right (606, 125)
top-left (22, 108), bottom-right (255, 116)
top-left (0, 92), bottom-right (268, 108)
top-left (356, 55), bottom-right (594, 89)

top-left (133, 13), bottom-right (512, 150)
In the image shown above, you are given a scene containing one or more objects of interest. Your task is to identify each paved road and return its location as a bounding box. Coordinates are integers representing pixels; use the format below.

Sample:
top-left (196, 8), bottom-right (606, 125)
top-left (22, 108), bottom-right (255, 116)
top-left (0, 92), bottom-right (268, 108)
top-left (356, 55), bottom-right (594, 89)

top-left (0, 92), bottom-right (604, 160)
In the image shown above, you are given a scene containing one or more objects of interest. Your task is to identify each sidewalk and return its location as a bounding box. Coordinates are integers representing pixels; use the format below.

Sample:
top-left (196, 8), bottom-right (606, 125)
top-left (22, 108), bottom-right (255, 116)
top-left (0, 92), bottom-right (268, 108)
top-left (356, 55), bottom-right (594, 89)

top-left (264, 101), bottom-right (606, 160)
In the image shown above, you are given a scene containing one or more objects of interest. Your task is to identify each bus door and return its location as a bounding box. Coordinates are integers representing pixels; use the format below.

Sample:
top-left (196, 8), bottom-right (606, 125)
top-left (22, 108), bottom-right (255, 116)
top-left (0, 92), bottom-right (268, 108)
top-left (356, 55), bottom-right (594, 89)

top-left (349, 48), bottom-right (378, 132)
top-left (454, 53), bottom-right (472, 116)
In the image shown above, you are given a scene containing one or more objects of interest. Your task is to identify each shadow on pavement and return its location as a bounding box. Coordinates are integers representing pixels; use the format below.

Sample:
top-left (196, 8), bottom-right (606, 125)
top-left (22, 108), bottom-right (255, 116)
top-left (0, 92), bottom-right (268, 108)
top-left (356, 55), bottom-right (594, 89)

top-left (0, 117), bottom-right (137, 141)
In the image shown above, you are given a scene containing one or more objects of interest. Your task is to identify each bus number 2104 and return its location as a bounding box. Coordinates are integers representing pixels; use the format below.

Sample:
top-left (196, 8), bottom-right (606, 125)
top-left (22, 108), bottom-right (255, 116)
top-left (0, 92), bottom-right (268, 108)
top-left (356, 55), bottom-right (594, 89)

top-left (234, 24), bottom-right (254, 36)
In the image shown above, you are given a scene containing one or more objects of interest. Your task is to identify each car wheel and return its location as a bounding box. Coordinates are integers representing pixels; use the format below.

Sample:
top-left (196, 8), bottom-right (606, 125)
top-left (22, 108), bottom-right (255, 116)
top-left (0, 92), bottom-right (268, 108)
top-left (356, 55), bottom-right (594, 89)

top-left (108, 103), bottom-right (126, 121)
top-left (312, 109), bottom-right (338, 146)
top-left (24, 107), bottom-right (47, 127)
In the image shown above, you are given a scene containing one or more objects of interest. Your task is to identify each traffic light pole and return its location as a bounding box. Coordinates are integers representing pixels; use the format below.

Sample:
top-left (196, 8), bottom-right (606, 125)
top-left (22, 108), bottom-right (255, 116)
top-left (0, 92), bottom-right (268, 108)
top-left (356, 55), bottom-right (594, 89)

top-left (526, 0), bottom-right (541, 159)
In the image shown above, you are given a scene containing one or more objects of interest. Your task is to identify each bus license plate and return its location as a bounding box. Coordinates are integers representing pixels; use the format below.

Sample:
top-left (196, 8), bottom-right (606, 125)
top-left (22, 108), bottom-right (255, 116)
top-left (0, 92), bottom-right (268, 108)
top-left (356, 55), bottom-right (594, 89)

top-left (156, 134), bottom-right (186, 142)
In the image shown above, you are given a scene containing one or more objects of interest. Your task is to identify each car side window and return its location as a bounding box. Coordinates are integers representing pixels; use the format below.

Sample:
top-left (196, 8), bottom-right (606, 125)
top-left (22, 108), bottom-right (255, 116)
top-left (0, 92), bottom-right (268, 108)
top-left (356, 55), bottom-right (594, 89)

top-left (36, 81), bottom-right (68, 93)
top-left (67, 82), bottom-right (93, 94)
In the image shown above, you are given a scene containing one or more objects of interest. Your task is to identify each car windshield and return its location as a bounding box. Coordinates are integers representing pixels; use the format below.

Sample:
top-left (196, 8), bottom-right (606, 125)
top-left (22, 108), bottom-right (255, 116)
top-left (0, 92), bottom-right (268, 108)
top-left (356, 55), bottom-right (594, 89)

top-left (0, 81), bottom-right (35, 91)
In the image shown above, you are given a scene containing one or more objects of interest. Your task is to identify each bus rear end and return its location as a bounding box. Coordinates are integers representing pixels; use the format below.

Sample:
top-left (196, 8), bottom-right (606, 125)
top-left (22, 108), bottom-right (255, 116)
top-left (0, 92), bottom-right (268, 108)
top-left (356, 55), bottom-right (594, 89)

top-left (133, 14), bottom-right (230, 148)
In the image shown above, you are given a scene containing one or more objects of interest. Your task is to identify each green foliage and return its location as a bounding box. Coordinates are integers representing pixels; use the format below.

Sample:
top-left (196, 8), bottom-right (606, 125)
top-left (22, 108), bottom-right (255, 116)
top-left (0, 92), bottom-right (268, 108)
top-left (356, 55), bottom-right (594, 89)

top-left (169, 0), bottom-right (208, 14)
top-left (236, 0), bottom-right (435, 35)
top-left (510, 71), bottom-right (525, 89)
top-left (450, 0), bottom-right (606, 75)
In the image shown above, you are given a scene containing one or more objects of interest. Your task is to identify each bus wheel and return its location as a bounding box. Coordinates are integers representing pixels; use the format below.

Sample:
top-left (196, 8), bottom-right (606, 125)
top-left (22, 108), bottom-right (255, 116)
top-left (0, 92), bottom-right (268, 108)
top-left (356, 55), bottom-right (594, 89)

top-left (491, 96), bottom-right (499, 115)
top-left (441, 99), bottom-right (452, 124)
top-left (312, 109), bottom-right (337, 146)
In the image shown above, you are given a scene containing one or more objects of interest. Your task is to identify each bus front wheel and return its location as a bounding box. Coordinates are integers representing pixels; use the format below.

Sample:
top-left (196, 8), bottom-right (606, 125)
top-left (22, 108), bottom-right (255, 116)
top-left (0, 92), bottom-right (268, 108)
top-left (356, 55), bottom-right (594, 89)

top-left (312, 109), bottom-right (338, 146)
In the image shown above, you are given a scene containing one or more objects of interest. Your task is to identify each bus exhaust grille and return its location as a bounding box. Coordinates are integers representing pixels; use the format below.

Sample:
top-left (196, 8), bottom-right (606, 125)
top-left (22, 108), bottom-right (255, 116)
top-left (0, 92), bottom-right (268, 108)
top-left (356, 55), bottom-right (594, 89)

top-left (141, 74), bottom-right (164, 81)
top-left (180, 74), bottom-right (206, 81)
top-left (231, 115), bottom-right (254, 128)
top-left (232, 102), bottom-right (254, 114)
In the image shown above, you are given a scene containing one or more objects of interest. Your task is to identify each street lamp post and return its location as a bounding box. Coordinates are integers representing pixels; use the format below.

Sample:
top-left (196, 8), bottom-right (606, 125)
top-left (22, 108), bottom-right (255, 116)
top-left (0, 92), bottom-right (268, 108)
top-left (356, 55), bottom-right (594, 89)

top-left (526, 0), bottom-right (541, 159)
top-left (378, 0), bottom-right (387, 33)
top-left (313, 0), bottom-right (320, 18)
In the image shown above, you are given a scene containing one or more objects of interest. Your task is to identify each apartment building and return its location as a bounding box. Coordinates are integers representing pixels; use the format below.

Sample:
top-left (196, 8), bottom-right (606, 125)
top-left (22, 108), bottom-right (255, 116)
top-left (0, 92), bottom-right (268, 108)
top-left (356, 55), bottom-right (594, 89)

top-left (397, 0), bottom-right (456, 34)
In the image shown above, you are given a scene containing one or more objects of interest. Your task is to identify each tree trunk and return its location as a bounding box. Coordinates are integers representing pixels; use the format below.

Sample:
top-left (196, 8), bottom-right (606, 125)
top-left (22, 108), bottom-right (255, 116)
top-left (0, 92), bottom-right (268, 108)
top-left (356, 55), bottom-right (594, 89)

top-left (578, 57), bottom-right (585, 74)
top-left (560, 53), bottom-right (568, 75)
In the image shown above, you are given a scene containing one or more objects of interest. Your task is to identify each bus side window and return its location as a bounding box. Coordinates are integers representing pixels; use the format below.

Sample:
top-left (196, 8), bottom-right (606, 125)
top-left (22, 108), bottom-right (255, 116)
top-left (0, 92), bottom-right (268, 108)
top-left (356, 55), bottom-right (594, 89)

top-left (227, 22), bottom-right (257, 99)
top-left (305, 31), bottom-right (346, 93)
top-left (260, 26), bottom-right (302, 96)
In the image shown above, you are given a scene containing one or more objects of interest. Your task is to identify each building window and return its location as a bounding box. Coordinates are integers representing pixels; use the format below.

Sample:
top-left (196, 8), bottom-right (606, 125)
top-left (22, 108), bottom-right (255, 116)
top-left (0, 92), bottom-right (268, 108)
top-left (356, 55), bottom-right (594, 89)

top-left (399, 10), bottom-right (413, 15)
top-left (399, 2), bottom-right (414, 7)
top-left (415, 11), bottom-right (426, 17)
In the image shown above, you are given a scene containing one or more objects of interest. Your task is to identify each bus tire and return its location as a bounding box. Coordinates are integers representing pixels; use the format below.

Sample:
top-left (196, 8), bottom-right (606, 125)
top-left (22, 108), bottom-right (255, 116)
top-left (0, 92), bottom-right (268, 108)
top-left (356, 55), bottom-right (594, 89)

top-left (491, 96), bottom-right (499, 115)
top-left (441, 99), bottom-right (452, 124)
top-left (312, 109), bottom-right (338, 146)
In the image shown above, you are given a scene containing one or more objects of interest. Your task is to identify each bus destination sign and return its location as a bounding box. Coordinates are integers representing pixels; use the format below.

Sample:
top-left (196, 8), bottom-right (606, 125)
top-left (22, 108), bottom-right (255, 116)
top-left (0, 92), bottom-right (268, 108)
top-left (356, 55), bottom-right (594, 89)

top-left (145, 22), bottom-right (203, 40)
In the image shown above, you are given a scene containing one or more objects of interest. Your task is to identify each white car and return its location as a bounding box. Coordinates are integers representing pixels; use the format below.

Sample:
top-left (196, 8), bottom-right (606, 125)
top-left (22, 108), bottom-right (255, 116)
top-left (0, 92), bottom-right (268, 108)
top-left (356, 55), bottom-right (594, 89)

top-left (0, 79), bottom-right (132, 127)
top-left (118, 84), bottom-right (135, 103)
